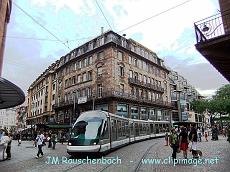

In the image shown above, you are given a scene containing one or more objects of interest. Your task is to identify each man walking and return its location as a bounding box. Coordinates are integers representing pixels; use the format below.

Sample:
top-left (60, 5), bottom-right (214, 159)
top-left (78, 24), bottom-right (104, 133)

top-left (189, 124), bottom-right (198, 158)
top-left (36, 132), bottom-right (44, 158)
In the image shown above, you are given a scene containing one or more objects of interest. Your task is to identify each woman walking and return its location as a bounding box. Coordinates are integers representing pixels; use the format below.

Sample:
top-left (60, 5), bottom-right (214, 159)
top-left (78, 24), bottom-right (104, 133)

top-left (179, 127), bottom-right (189, 159)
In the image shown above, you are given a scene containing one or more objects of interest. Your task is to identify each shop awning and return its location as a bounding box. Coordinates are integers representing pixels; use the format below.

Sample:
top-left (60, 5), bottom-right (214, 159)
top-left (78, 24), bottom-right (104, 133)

top-left (46, 124), bottom-right (71, 129)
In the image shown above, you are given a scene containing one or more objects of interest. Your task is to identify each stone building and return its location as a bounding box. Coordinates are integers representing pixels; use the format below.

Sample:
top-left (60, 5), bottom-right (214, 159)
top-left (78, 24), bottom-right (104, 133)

top-left (169, 70), bottom-right (203, 124)
top-left (27, 31), bottom-right (172, 127)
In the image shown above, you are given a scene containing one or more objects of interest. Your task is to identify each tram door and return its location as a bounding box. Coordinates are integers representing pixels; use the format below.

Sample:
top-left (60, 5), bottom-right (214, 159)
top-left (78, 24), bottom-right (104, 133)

top-left (135, 122), bottom-right (139, 137)
top-left (111, 119), bottom-right (117, 141)
top-left (150, 124), bottom-right (154, 134)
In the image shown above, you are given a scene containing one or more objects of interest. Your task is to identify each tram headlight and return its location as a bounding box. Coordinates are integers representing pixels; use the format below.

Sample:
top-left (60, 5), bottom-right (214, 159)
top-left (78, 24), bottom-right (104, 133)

top-left (68, 142), bottom-right (72, 146)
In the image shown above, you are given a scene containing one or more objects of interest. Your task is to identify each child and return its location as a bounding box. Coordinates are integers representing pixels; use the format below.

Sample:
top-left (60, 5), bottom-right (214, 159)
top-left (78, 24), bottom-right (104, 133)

top-left (204, 131), bottom-right (208, 141)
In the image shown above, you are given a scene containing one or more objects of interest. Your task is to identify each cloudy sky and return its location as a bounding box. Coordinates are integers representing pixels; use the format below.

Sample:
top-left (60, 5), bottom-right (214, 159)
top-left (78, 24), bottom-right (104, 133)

top-left (2, 0), bottom-right (229, 97)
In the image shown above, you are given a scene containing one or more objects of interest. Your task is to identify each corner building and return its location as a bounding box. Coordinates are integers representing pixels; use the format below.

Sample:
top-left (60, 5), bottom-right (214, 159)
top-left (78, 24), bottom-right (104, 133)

top-left (54, 31), bottom-right (172, 125)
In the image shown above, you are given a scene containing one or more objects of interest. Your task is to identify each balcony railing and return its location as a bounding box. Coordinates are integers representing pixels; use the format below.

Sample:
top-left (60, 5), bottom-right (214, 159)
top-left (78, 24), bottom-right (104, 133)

top-left (128, 78), bottom-right (164, 93)
top-left (54, 89), bottom-right (171, 108)
top-left (194, 10), bottom-right (230, 43)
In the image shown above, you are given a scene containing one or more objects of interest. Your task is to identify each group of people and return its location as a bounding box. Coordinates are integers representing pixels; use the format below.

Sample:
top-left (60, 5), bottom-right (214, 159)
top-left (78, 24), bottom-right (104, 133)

top-left (0, 128), bottom-right (12, 160)
top-left (34, 131), bottom-right (58, 159)
top-left (166, 124), bottom-right (202, 160)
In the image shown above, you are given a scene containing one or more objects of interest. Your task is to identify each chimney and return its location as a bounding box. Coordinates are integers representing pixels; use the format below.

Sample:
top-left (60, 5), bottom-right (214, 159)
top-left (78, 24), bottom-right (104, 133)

top-left (101, 27), bottom-right (104, 35)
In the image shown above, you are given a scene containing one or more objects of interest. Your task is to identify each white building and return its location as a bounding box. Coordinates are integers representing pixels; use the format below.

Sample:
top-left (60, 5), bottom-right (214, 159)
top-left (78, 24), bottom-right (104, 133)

top-left (0, 107), bottom-right (17, 131)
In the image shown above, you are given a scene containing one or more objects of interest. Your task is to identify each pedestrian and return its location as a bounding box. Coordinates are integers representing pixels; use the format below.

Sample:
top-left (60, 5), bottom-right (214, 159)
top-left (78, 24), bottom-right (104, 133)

top-left (1, 131), bottom-right (10, 160)
top-left (165, 132), bottom-right (169, 146)
top-left (6, 132), bottom-right (12, 160)
top-left (36, 132), bottom-right (44, 158)
top-left (47, 134), bottom-right (52, 148)
top-left (179, 127), bottom-right (189, 159)
top-left (189, 123), bottom-right (198, 158)
top-left (51, 134), bottom-right (57, 149)
top-left (223, 127), bottom-right (226, 137)
top-left (16, 133), bottom-right (21, 146)
top-left (204, 131), bottom-right (208, 141)
top-left (197, 127), bottom-right (202, 142)
top-left (169, 128), bottom-right (179, 160)
top-left (202, 127), bottom-right (205, 136)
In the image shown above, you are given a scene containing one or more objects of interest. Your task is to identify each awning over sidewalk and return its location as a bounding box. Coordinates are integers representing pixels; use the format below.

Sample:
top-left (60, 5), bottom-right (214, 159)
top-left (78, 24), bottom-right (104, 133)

top-left (0, 77), bottom-right (25, 109)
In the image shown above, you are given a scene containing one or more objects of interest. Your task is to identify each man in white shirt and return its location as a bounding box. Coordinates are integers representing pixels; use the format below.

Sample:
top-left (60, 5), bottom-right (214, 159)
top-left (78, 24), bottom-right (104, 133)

top-left (36, 132), bottom-right (44, 158)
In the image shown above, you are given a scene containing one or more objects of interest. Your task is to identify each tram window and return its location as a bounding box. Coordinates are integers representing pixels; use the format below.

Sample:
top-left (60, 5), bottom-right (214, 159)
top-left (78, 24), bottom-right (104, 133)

top-left (122, 121), bottom-right (129, 137)
top-left (117, 120), bottom-right (122, 138)
top-left (101, 121), bottom-right (109, 139)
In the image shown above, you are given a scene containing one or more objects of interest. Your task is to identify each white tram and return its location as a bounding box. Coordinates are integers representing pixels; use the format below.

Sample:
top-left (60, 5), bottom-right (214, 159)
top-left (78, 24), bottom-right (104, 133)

top-left (67, 110), bottom-right (170, 155)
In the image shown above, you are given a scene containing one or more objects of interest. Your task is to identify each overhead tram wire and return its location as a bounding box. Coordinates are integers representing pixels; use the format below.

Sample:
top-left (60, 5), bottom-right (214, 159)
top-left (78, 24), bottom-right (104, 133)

top-left (117, 0), bottom-right (194, 33)
top-left (12, 2), bottom-right (71, 51)
top-left (95, 0), bottom-right (113, 30)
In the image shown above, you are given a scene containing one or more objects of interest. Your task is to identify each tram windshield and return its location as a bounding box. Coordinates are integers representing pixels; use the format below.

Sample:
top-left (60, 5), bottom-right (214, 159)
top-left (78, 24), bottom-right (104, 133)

top-left (70, 111), bottom-right (106, 145)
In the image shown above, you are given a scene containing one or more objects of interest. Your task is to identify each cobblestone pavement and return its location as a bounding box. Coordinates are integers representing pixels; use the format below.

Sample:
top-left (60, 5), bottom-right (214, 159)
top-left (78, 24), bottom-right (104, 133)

top-left (0, 135), bottom-right (229, 172)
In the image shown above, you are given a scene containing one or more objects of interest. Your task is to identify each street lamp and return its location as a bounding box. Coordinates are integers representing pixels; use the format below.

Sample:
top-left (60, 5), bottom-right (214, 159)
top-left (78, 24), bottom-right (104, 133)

top-left (174, 90), bottom-right (182, 122)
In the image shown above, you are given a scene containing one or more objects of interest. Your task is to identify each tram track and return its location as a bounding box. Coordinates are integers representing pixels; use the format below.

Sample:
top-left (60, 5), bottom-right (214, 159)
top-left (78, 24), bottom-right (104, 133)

top-left (133, 142), bottom-right (160, 172)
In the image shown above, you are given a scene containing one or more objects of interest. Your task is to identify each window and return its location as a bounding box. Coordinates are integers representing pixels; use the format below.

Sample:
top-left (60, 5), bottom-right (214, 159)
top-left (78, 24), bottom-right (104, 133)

top-left (117, 51), bottom-right (123, 61)
top-left (72, 76), bottom-right (76, 85)
top-left (97, 66), bottom-right (103, 76)
top-left (147, 77), bottom-right (151, 84)
top-left (84, 58), bottom-right (88, 67)
top-left (77, 74), bottom-right (81, 83)
top-left (97, 84), bottom-right (103, 97)
top-left (98, 51), bottom-right (104, 60)
top-left (86, 87), bottom-right (92, 97)
top-left (139, 74), bottom-right (142, 82)
top-left (87, 71), bottom-right (92, 81)
top-left (128, 56), bottom-right (132, 64)
top-left (143, 75), bottom-right (147, 84)
top-left (119, 65), bottom-right (124, 77)
top-left (129, 70), bottom-right (133, 78)
top-left (134, 72), bottom-right (138, 81)
top-left (131, 106), bottom-right (138, 119)
top-left (133, 58), bottom-right (137, 67)
top-left (117, 104), bottom-right (128, 117)
top-left (120, 84), bottom-right (124, 93)
top-left (88, 56), bottom-right (93, 65)
top-left (52, 94), bottom-right (55, 101)
top-left (83, 72), bottom-right (87, 82)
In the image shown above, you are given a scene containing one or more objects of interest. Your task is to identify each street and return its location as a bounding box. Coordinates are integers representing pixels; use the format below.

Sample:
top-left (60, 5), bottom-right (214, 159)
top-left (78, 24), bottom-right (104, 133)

top-left (0, 135), bottom-right (230, 172)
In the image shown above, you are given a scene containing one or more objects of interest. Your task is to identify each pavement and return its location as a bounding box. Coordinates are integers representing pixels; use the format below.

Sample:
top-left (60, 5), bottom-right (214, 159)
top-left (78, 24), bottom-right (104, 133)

top-left (0, 135), bottom-right (229, 172)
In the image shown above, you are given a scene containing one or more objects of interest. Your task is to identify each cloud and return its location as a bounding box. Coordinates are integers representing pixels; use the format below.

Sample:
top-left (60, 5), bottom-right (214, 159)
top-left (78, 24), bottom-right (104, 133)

top-left (3, 0), bottom-right (226, 97)
top-left (164, 56), bottom-right (229, 96)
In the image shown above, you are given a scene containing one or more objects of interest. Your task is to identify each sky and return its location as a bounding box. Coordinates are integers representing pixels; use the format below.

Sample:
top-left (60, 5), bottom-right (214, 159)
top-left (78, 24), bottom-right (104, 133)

top-left (2, 0), bottom-right (229, 97)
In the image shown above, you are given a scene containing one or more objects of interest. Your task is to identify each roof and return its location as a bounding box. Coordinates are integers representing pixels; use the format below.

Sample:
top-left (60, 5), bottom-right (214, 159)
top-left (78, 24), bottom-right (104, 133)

top-left (0, 77), bottom-right (25, 109)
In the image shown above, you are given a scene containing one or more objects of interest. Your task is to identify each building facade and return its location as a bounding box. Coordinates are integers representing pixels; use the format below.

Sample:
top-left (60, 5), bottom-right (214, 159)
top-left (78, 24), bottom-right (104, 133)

top-left (0, 0), bottom-right (11, 76)
top-left (0, 107), bottom-right (16, 131)
top-left (27, 31), bottom-right (172, 127)
top-left (26, 62), bottom-right (58, 126)
top-left (169, 70), bottom-right (203, 124)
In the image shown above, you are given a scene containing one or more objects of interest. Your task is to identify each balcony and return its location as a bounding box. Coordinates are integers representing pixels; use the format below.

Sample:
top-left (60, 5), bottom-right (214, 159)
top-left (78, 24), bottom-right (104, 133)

top-left (194, 10), bottom-right (230, 81)
top-left (54, 89), bottom-right (171, 109)
top-left (128, 78), bottom-right (164, 93)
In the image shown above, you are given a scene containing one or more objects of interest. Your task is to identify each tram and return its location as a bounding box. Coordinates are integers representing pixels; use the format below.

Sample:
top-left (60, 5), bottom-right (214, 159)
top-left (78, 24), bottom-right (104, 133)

top-left (67, 110), bottom-right (170, 155)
